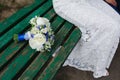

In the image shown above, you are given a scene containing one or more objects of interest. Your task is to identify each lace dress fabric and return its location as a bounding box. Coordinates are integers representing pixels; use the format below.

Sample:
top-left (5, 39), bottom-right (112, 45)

top-left (53, 0), bottom-right (120, 78)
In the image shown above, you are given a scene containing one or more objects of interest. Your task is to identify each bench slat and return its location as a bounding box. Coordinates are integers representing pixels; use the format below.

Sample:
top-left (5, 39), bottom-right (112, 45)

top-left (38, 28), bottom-right (82, 80)
top-left (0, 0), bottom-right (52, 51)
top-left (0, 42), bottom-right (26, 67)
top-left (18, 22), bottom-right (74, 80)
top-left (51, 17), bottom-right (65, 33)
top-left (0, 0), bottom-right (46, 36)
top-left (0, 45), bottom-right (36, 80)
top-left (44, 10), bottom-right (56, 21)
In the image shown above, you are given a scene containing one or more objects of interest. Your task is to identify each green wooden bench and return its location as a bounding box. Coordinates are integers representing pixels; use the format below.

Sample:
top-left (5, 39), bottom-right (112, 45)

top-left (0, 0), bottom-right (82, 80)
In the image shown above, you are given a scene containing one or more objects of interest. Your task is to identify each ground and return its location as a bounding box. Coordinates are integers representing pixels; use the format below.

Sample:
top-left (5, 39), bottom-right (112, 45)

top-left (0, 0), bottom-right (34, 22)
top-left (0, 0), bottom-right (120, 80)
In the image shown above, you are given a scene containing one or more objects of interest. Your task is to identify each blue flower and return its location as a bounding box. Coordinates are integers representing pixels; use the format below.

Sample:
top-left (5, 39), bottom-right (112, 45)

top-left (31, 34), bottom-right (34, 38)
top-left (45, 32), bottom-right (49, 41)
top-left (44, 25), bottom-right (46, 28)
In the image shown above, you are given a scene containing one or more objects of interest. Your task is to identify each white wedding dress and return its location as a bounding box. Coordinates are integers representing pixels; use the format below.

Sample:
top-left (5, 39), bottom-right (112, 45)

top-left (53, 0), bottom-right (120, 78)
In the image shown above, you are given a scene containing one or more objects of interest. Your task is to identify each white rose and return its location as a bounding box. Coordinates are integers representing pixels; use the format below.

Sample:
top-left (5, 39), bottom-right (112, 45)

top-left (29, 34), bottom-right (46, 51)
top-left (36, 17), bottom-right (50, 27)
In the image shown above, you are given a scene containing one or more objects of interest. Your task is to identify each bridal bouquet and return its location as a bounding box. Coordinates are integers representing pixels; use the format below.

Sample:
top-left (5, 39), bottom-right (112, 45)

top-left (14, 16), bottom-right (54, 52)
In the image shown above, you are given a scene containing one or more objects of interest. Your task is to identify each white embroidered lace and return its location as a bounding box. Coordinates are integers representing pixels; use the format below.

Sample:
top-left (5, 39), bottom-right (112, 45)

top-left (53, 0), bottom-right (120, 78)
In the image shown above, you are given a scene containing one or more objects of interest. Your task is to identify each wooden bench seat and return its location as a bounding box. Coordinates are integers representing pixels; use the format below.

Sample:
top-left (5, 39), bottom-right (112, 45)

top-left (0, 0), bottom-right (82, 80)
